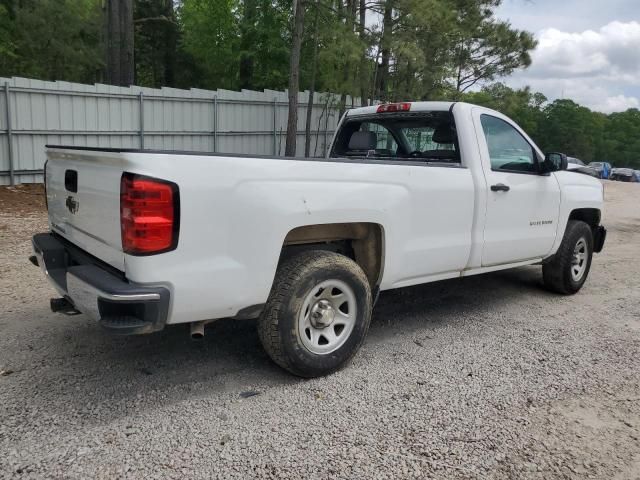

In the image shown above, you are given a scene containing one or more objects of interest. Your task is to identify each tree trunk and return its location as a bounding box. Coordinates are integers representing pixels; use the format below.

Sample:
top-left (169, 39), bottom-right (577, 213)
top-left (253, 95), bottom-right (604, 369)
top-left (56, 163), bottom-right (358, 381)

top-left (105, 0), bottom-right (134, 86)
top-left (163, 0), bottom-right (177, 87)
top-left (239, 0), bottom-right (257, 89)
top-left (455, 38), bottom-right (463, 94)
top-left (121, 0), bottom-right (134, 86)
top-left (339, 0), bottom-right (357, 118)
top-left (376, 0), bottom-right (393, 101)
top-left (358, 0), bottom-right (368, 106)
top-left (105, 0), bottom-right (121, 84)
top-left (285, 0), bottom-right (306, 157)
top-left (305, 0), bottom-right (320, 157)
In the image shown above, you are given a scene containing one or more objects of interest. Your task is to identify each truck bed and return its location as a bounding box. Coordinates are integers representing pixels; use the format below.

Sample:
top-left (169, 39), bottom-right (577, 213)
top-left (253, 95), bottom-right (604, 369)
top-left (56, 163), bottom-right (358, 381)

top-left (43, 144), bottom-right (475, 323)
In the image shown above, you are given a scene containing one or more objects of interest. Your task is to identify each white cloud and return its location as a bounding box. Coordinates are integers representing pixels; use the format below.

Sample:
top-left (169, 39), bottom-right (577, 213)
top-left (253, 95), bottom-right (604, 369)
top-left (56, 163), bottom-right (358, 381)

top-left (496, 0), bottom-right (640, 38)
top-left (590, 94), bottom-right (639, 113)
top-left (531, 22), bottom-right (640, 78)
top-left (501, 20), bottom-right (640, 113)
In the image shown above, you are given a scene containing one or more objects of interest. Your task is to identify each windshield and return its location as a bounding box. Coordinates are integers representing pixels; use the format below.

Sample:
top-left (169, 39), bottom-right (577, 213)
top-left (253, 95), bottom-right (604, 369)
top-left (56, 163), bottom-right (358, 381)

top-left (330, 111), bottom-right (459, 163)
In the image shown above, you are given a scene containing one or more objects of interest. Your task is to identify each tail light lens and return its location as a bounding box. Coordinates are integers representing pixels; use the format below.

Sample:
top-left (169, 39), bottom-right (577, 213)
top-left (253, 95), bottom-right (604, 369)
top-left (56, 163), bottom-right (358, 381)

top-left (120, 173), bottom-right (179, 255)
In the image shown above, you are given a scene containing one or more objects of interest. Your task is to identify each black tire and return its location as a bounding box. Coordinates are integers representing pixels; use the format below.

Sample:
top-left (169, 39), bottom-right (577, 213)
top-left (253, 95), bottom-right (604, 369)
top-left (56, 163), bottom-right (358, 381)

top-left (258, 250), bottom-right (372, 378)
top-left (542, 220), bottom-right (594, 294)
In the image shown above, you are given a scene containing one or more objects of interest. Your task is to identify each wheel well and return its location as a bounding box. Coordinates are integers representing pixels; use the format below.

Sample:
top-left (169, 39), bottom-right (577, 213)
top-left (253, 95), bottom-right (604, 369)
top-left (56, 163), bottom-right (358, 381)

top-left (281, 223), bottom-right (384, 288)
top-left (568, 208), bottom-right (601, 229)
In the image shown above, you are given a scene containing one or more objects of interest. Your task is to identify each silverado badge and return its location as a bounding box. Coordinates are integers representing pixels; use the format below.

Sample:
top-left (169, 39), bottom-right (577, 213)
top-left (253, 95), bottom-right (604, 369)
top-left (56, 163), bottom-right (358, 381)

top-left (530, 220), bottom-right (552, 226)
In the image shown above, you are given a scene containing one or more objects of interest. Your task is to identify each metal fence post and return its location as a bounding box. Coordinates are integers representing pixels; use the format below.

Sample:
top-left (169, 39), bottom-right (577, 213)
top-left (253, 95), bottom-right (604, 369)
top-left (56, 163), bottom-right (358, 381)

top-left (273, 97), bottom-right (278, 156)
top-left (213, 95), bottom-right (218, 153)
top-left (323, 112), bottom-right (329, 158)
top-left (138, 91), bottom-right (145, 149)
top-left (4, 82), bottom-right (15, 185)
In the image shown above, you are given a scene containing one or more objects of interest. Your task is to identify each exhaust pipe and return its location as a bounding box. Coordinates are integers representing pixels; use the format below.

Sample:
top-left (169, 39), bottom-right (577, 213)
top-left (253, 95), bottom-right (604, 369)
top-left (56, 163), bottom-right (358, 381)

top-left (190, 321), bottom-right (206, 340)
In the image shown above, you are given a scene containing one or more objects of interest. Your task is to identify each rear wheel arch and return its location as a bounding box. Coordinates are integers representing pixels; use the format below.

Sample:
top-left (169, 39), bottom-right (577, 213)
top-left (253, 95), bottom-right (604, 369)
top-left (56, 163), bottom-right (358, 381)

top-left (280, 222), bottom-right (385, 290)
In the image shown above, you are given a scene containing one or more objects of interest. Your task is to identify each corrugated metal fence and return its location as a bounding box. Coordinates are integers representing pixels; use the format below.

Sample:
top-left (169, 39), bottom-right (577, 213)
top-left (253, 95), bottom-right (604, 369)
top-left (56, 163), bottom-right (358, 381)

top-left (0, 77), bottom-right (357, 185)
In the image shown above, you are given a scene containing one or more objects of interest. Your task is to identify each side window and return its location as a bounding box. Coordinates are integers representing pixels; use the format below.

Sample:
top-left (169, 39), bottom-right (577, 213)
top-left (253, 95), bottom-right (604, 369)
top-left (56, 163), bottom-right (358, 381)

top-left (480, 115), bottom-right (537, 173)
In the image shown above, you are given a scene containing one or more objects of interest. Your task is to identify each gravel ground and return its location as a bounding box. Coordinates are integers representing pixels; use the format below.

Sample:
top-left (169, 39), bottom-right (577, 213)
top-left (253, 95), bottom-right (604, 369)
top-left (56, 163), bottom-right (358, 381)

top-left (1, 181), bottom-right (639, 479)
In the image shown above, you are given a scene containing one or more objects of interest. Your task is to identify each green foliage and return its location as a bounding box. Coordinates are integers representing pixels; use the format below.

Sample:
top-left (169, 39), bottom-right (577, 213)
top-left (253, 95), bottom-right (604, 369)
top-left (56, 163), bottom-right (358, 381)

top-left (1, 0), bottom-right (639, 168)
top-left (0, 0), bottom-right (103, 83)
top-left (1, 0), bottom-right (534, 97)
top-left (538, 99), bottom-right (604, 162)
top-left (597, 109), bottom-right (640, 168)
top-left (384, 0), bottom-right (455, 100)
top-left (134, 0), bottom-right (180, 87)
top-left (450, 0), bottom-right (536, 94)
top-left (178, 0), bottom-right (292, 91)
top-left (238, 0), bottom-right (291, 91)
top-left (464, 83), bottom-right (546, 139)
top-left (179, 0), bottom-right (239, 90)
top-left (312, 3), bottom-right (365, 95)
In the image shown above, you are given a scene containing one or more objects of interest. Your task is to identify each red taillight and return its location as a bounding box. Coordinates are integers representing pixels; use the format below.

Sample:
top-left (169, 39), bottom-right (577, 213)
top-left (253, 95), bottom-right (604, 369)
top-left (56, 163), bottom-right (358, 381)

top-left (120, 173), bottom-right (179, 255)
top-left (376, 103), bottom-right (411, 113)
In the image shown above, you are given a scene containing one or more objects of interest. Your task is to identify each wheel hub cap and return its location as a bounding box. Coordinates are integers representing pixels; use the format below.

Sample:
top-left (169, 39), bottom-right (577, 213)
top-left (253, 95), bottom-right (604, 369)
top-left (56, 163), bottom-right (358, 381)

top-left (571, 237), bottom-right (588, 282)
top-left (298, 279), bottom-right (357, 355)
top-left (310, 299), bottom-right (336, 328)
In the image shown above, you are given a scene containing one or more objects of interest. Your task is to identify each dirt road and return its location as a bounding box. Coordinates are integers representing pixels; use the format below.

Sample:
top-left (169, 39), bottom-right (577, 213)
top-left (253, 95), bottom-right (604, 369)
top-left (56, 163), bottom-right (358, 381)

top-left (0, 180), bottom-right (639, 479)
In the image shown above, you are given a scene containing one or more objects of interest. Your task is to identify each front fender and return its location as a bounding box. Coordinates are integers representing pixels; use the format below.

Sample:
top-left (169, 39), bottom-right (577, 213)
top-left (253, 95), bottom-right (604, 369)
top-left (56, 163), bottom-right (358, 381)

top-left (550, 172), bottom-right (604, 254)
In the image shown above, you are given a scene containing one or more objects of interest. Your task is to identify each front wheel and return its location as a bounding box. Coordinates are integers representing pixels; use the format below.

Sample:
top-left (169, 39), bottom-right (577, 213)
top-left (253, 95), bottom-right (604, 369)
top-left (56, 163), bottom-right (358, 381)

top-left (542, 220), bottom-right (594, 294)
top-left (258, 250), bottom-right (372, 377)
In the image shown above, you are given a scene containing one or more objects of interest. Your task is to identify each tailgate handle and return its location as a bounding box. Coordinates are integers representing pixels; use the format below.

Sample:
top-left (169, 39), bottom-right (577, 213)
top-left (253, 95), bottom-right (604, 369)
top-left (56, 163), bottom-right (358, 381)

top-left (65, 170), bottom-right (78, 192)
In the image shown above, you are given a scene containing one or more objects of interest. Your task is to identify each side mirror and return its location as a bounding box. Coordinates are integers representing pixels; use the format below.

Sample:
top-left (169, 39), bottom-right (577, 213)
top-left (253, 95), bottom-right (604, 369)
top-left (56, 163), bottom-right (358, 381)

top-left (544, 152), bottom-right (568, 172)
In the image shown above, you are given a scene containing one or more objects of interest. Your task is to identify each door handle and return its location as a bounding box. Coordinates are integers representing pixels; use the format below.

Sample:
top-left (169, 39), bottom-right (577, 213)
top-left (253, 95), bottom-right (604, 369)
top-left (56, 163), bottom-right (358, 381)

top-left (491, 183), bottom-right (510, 192)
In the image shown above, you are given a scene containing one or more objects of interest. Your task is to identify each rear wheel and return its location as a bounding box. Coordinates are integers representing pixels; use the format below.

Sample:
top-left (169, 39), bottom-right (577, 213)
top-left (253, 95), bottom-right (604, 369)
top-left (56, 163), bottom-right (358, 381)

top-left (543, 220), bottom-right (593, 294)
top-left (258, 250), bottom-right (372, 377)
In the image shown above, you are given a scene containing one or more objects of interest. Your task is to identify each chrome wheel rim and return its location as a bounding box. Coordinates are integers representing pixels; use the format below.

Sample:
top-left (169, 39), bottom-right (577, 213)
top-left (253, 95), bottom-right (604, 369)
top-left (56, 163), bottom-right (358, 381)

top-left (571, 237), bottom-right (588, 282)
top-left (298, 279), bottom-right (357, 355)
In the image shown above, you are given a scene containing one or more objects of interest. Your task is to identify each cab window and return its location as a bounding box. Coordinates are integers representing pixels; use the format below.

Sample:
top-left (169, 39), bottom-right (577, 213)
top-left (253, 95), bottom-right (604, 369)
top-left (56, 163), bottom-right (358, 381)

top-left (402, 126), bottom-right (455, 153)
top-left (480, 115), bottom-right (537, 173)
top-left (361, 122), bottom-right (399, 154)
top-left (331, 111), bottom-right (459, 163)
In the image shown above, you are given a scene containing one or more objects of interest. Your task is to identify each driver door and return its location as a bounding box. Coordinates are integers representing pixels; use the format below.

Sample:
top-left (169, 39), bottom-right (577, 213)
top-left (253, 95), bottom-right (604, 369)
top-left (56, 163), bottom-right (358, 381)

top-left (473, 110), bottom-right (561, 266)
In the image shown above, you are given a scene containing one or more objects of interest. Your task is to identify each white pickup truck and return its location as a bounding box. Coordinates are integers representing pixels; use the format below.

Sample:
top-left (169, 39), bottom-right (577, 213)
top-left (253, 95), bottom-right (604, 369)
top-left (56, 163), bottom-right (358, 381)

top-left (31, 101), bottom-right (606, 377)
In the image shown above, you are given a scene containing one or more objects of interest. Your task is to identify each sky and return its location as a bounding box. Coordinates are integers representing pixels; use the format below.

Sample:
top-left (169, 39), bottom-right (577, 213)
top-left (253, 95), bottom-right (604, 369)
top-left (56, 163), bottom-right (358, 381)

top-left (494, 0), bottom-right (640, 113)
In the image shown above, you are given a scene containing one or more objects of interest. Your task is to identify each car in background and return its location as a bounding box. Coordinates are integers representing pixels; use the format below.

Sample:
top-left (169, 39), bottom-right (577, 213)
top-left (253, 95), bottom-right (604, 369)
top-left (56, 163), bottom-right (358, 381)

top-left (567, 157), bottom-right (601, 178)
top-left (588, 161), bottom-right (613, 179)
top-left (610, 168), bottom-right (639, 182)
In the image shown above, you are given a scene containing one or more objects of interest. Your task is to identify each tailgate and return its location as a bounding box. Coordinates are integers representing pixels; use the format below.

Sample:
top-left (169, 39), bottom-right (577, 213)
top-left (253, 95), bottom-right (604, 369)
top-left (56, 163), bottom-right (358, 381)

top-left (45, 148), bottom-right (125, 271)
